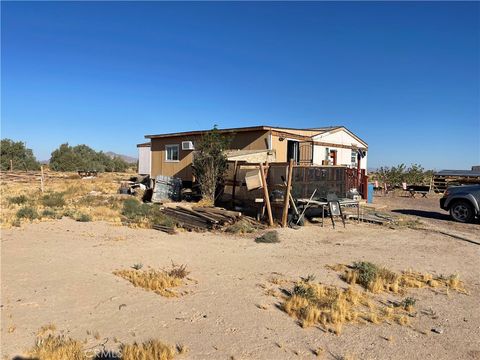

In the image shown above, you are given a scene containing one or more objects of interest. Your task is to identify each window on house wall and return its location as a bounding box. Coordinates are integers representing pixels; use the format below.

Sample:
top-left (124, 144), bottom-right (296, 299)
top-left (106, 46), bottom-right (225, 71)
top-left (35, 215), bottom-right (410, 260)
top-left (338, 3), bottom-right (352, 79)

top-left (351, 150), bottom-right (357, 166)
top-left (165, 144), bottom-right (179, 161)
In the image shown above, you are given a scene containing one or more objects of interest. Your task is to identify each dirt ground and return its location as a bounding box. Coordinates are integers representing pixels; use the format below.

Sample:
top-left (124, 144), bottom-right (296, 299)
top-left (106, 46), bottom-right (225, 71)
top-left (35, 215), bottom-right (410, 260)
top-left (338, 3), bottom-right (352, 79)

top-left (1, 195), bottom-right (479, 359)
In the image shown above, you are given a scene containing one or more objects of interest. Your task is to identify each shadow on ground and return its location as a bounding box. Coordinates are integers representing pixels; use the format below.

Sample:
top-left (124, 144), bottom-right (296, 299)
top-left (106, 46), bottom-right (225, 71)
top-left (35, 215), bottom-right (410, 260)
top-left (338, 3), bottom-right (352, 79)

top-left (391, 209), bottom-right (451, 221)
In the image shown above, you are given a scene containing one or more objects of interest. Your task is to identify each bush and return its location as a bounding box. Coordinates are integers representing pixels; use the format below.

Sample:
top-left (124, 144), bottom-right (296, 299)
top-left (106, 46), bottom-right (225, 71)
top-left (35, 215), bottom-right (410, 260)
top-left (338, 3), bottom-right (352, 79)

top-left (121, 198), bottom-right (175, 227)
top-left (16, 206), bottom-right (39, 220)
top-left (8, 195), bottom-right (28, 205)
top-left (351, 261), bottom-right (379, 288)
top-left (41, 209), bottom-right (58, 219)
top-left (75, 213), bottom-right (92, 222)
top-left (255, 231), bottom-right (280, 243)
top-left (42, 192), bottom-right (65, 208)
top-left (121, 198), bottom-right (150, 220)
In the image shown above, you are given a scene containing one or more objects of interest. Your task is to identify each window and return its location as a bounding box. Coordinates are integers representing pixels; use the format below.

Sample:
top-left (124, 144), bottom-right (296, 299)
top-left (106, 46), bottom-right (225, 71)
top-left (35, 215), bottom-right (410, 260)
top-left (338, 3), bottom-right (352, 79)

top-left (351, 150), bottom-right (358, 166)
top-left (165, 144), bottom-right (179, 162)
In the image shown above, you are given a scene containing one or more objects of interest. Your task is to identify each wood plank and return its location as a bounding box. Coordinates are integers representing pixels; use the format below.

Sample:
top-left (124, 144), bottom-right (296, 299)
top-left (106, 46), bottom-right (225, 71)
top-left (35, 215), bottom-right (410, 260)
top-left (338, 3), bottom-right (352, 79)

top-left (281, 159), bottom-right (294, 227)
top-left (260, 162), bottom-right (274, 227)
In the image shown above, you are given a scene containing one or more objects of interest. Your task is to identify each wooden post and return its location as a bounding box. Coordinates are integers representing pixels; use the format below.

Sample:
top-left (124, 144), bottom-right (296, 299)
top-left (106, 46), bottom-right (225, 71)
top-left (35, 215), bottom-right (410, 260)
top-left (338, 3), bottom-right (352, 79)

top-left (362, 170), bottom-right (368, 199)
top-left (40, 165), bottom-right (45, 192)
top-left (231, 161), bottom-right (238, 204)
top-left (259, 163), bottom-right (274, 227)
top-left (281, 159), bottom-right (294, 227)
top-left (10, 159), bottom-right (13, 172)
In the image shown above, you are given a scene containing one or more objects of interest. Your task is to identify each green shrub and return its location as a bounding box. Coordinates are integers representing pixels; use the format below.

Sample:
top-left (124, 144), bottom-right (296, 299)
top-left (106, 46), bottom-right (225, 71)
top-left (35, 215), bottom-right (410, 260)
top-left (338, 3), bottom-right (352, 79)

top-left (351, 261), bottom-right (379, 288)
top-left (41, 209), bottom-right (58, 218)
top-left (255, 231), bottom-right (280, 244)
top-left (121, 198), bottom-right (150, 220)
top-left (42, 192), bottom-right (65, 208)
top-left (8, 195), bottom-right (28, 205)
top-left (397, 297), bottom-right (417, 310)
top-left (16, 206), bottom-right (39, 220)
top-left (121, 198), bottom-right (174, 227)
top-left (292, 283), bottom-right (316, 301)
top-left (75, 213), bottom-right (92, 222)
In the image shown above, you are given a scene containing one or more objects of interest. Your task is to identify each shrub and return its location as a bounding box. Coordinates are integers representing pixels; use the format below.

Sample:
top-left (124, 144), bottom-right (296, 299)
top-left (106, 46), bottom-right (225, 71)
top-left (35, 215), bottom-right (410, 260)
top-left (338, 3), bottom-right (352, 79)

top-left (121, 198), bottom-right (175, 227)
top-left (397, 297), bottom-right (417, 311)
top-left (225, 219), bottom-right (256, 234)
top-left (41, 209), bottom-right (58, 219)
top-left (8, 195), bottom-right (28, 205)
top-left (167, 263), bottom-right (190, 279)
top-left (42, 192), bottom-right (65, 208)
top-left (75, 213), bottom-right (92, 222)
top-left (16, 206), bottom-right (39, 220)
top-left (255, 231), bottom-right (280, 243)
top-left (351, 261), bottom-right (379, 288)
top-left (121, 198), bottom-right (150, 220)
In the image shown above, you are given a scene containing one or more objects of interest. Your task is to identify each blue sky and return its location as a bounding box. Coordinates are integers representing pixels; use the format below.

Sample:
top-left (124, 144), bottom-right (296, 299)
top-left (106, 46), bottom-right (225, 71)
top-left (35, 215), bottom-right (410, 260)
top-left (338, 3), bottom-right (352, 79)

top-left (1, 1), bottom-right (479, 169)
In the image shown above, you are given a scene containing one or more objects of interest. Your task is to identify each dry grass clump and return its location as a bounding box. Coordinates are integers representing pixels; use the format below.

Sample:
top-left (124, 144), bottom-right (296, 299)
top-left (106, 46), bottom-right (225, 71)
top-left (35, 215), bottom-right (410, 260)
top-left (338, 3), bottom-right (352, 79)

top-left (340, 261), bottom-right (467, 294)
top-left (225, 219), bottom-right (257, 234)
top-left (28, 334), bottom-right (86, 360)
top-left (121, 339), bottom-right (176, 360)
top-left (37, 323), bottom-right (57, 336)
top-left (113, 263), bottom-right (189, 297)
top-left (25, 325), bottom-right (180, 360)
top-left (283, 280), bottom-right (410, 334)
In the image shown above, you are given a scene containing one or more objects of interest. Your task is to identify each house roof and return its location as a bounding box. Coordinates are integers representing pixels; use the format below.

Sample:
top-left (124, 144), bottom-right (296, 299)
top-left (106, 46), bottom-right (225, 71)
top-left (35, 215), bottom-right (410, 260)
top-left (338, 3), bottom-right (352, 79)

top-left (136, 142), bottom-right (151, 148)
top-left (144, 125), bottom-right (367, 146)
top-left (146, 125), bottom-right (340, 139)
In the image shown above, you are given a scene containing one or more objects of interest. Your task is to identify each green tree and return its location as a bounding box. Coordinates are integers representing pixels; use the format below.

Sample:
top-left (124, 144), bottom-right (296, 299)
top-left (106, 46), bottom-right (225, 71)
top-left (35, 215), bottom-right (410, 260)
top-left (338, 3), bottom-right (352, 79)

top-left (49, 143), bottom-right (129, 172)
top-left (0, 139), bottom-right (40, 171)
top-left (192, 126), bottom-right (230, 203)
top-left (405, 163), bottom-right (425, 185)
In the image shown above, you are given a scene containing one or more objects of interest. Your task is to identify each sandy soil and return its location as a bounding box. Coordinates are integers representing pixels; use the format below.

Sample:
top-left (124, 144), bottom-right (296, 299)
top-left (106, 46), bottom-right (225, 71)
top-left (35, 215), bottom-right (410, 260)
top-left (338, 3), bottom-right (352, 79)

top-left (1, 204), bottom-right (479, 359)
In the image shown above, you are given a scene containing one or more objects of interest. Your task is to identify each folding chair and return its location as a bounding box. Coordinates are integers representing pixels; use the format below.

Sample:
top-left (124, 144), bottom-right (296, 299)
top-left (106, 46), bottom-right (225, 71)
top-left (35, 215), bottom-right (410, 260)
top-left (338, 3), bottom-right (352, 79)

top-left (326, 193), bottom-right (345, 229)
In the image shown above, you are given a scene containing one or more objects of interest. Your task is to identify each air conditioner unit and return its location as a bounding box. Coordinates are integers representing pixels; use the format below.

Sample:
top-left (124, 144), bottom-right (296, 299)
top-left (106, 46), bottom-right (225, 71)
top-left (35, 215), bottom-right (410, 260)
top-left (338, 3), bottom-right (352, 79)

top-left (182, 141), bottom-right (194, 150)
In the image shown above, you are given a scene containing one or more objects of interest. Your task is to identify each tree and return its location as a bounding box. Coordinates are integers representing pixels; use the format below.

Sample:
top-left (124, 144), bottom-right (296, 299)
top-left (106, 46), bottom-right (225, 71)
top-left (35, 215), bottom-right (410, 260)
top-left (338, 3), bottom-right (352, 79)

top-left (192, 126), bottom-right (230, 203)
top-left (0, 139), bottom-right (40, 171)
top-left (49, 143), bottom-right (129, 172)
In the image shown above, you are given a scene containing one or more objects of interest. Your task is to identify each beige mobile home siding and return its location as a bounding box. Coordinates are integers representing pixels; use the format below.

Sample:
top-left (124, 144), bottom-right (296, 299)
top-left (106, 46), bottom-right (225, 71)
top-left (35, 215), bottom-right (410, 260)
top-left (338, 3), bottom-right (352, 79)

top-left (150, 130), bottom-right (271, 180)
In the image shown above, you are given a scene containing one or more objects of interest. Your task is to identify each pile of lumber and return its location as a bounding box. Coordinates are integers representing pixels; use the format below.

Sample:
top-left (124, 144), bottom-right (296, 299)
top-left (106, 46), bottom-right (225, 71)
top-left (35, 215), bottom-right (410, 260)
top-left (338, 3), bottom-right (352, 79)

top-left (159, 206), bottom-right (252, 231)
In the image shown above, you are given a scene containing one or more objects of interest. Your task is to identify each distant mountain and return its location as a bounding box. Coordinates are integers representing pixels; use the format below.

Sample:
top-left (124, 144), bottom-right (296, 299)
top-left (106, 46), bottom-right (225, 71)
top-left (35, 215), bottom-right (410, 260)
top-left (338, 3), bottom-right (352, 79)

top-left (105, 151), bottom-right (137, 164)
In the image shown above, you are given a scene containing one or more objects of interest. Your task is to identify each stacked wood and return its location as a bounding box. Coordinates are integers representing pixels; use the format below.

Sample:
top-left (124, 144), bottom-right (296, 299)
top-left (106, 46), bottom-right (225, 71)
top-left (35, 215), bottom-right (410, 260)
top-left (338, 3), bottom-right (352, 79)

top-left (152, 224), bottom-right (176, 234)
top-left (160, 206), bottom-right (245, 231)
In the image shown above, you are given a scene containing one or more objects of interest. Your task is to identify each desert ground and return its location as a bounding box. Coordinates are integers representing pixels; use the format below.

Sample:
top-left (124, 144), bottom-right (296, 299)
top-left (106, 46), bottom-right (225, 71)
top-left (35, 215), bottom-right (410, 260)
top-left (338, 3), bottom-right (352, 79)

top-left (1, 182), bottom-right (479, 359)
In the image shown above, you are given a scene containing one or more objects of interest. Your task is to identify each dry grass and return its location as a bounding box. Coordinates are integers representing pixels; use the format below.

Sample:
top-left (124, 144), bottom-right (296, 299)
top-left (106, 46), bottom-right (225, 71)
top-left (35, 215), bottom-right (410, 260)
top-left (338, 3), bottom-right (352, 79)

top-left (1, 171), bottom-right (176, 229)
top-left (28, 334), bottom-right (86, 360)
top-left (1, 171), bottom-right (129, 228)
top-left (25, 326), bottom-right (179, 360)
top-left (37, 323), bottom-right (57, 337)
top-left (113, 264), bottom-right (189, 297)
top-left (282, 280), bottom-right (412, 334)
top-left (121, 339), bottom-right (176, 360)
top-left (336, 262), bottom-right (467, 295)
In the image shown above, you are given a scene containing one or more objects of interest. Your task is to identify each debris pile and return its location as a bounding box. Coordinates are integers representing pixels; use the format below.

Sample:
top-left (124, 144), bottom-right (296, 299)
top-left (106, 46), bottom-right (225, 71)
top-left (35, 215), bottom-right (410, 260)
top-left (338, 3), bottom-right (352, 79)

top-left (160, 206), bottom-right (260, 232)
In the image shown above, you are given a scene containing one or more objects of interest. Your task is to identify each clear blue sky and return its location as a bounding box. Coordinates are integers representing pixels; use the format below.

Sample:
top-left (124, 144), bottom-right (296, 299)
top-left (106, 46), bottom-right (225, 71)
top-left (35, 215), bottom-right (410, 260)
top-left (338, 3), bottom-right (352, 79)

top-left (2, 1), bottom-right (479, 169)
